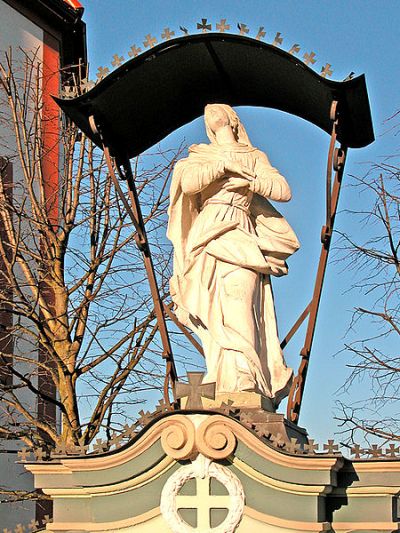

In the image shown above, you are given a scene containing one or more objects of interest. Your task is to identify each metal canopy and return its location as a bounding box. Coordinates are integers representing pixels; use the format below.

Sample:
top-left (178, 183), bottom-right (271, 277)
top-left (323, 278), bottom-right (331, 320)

top-left (55, 33), bottom-right (374, 158)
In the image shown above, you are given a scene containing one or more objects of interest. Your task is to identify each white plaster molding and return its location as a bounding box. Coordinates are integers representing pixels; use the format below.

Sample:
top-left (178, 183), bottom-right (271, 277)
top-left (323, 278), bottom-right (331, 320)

top-left (160, 454), bottom-right (244, 533)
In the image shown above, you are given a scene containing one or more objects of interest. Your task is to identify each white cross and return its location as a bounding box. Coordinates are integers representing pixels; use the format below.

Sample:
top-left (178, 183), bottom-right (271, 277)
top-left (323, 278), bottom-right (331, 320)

top-left (176, 476), bottom-right (230, 530)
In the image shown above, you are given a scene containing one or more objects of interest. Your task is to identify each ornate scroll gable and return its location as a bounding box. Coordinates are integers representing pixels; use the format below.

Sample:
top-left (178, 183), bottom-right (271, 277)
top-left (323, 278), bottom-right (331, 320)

top-left (23, 411), bottom-right (400, 532)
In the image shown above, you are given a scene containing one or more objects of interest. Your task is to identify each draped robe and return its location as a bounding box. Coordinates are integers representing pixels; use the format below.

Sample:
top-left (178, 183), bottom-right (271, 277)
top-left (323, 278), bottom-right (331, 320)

top-left (167, 142), bottom-right (299, 405)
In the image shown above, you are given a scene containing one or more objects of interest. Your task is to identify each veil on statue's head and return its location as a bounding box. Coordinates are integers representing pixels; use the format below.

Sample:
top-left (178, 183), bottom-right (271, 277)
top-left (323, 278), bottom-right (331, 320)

top-left (204, 104), bottom-right (253, 147)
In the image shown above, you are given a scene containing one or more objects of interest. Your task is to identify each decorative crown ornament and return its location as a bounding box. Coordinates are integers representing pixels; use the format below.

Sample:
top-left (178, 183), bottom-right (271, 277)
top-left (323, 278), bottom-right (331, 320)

top-left (63, 19), bottom-right (338, 97)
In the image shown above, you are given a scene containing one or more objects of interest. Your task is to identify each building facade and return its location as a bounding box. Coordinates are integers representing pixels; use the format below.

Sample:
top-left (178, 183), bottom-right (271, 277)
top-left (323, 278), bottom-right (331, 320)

top-left (0, 0), bottom-right (86, 526)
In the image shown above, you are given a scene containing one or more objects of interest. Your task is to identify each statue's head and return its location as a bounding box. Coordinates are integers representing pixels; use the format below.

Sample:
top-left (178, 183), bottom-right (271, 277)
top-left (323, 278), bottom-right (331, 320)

top-left (204, 103), bottom-right (252, 146)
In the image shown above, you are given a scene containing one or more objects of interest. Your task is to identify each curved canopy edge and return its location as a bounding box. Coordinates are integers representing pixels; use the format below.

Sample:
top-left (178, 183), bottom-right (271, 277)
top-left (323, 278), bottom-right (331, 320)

top-left (55, 33), bottom-right (374, 157)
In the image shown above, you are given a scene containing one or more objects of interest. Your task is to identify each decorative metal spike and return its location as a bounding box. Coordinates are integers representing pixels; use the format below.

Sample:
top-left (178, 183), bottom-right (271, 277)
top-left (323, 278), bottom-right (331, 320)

top-left (128, 45), bottom-right (142, 58)
top-left (161, 28), bottom-right (175, 41)
top-left (272, 32), bottom-right (283, 46)
top-left (143, 34), bottom-right (157, 49)
top-left (255, 26), bottom-right (266, 40)
top-left (197, 19), bottom-right (212, 33)
top-left (216, 19), bottom-right (230, 33)
top-left (111, 53), bottom-right (125, 68)
top-left (96, 66), bottom-right (110, 80)
top-left (303, 51), bottom-right (316, 66)
top-left (288, 43), bottom-right (300, 55)
top-left (237, 23), bottom-right (249, 35)
top-left (321, 63), bottom-right (333, 78)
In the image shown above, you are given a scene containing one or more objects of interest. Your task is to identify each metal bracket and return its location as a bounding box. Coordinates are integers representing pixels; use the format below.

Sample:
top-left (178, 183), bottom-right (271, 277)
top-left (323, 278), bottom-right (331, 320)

top-left (286, 100), bottom-right (348, 424)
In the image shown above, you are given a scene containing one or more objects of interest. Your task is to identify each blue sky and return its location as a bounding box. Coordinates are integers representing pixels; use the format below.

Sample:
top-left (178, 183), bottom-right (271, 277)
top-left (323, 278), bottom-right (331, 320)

top-left (81, 0), bottom-right (399, 444)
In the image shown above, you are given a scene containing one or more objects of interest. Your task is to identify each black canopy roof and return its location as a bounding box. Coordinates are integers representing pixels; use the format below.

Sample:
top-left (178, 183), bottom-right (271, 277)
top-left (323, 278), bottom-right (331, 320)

top-left (55, 33), bottom-right (374, 158)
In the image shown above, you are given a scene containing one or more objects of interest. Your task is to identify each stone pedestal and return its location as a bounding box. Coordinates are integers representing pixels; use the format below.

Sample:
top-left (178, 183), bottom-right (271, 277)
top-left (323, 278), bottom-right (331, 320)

top-left (202, 391), bottom-right (275, 412)
top-left (182, 391), bottom-right (308, 445)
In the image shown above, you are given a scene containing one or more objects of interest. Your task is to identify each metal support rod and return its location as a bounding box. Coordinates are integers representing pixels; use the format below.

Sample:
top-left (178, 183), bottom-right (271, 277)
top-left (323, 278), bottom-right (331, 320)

top-left (287, 101), bottom-right (347, 423)
top-left (163, 302), bottom-right (205, 357)
top-left (280, 302), bottom-right (311, 350)
top-left (103, 146), bottom-right (178, 403)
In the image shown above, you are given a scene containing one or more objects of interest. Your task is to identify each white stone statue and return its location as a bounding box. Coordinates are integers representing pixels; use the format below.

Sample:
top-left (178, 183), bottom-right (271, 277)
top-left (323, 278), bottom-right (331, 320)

top-left (167, 104), bottom-right (299, 407)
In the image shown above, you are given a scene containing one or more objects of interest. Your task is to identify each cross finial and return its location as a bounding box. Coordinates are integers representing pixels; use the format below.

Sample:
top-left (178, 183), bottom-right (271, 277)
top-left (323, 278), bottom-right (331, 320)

top-left (285, 437), bottom-right (301, 454)
top-left (33, 447), bottom-right (45, 461)
top-left (42, 515), bottom-right (52, 525)
top-left (303, 51), bottom-right (316, 66)
top-left (138, 409), bottom-right (153, 426)
top-left (351, 443), bottom-right (364, 458)
top-left (53, 442), bottom-right (69, 456)
top-left (61, 85), bottom-right (78, 99)
top-left (176, 372), bottom-right (215, 409)
top-left (197, 19), bottom-right (212, 33)
top-left (96, 66), bottom-right (110, 80)
top-left (17, 447), bottom-right (31, 461)
top-left (323, 439), bottom-right (339, 454)
top-left (216, 19), bottom-right (230, 33)
top-left (368, 444), bottom-right (383, 458)
top-left (128, 44), bottom-right (142, 58)
top-left (385, 443), bottom-right (399, 457)
top-left (27, 519), bottom-right (39, 532)
top-left (111, 53), bottom-right (125, 68)
top-left (304, 439), bottom-right (319, 454)
top-left (237, 23), bottom-right (249, 35)
top-left (180, 26), bottom-right (189, 35)
top-left (288, 43), bottom-right (300, 55)
top-left (143, 34), bottom-right (157, 49)
top-left (93, 438), bottom-right (108, 453)
top-left (255, 26), bottom-right (266, 40)
top-left (80, 78), bottom-right (95, 93)
top-left (254, 423), bottom-right (270, 438)
top-left (162, 27), bottom-right (175, 41)
top-left (122, 423), bottom-right (136, 437)
top-left (321, 63), bottom-right (333, 78)
top-left (270, 433), bottom-right (285, 448)
top-left (272, 32), bottom-right (283, 47)
top-left (109, 432), bottom-right (124, 449)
